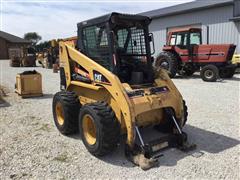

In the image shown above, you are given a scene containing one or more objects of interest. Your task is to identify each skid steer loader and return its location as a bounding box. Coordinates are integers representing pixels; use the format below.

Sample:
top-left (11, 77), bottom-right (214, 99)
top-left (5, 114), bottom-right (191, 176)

top-left (52, 12), bottom-right (195, 170)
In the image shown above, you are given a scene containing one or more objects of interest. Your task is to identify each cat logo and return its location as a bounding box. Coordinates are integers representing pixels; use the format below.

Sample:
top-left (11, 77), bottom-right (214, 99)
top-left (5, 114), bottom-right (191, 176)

top-left (94, 73), bottom-right (102, 82)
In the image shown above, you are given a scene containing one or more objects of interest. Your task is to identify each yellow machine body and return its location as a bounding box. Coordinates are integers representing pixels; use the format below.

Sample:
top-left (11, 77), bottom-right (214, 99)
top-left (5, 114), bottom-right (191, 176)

top-left (232, 54), bottom-right (240, 65)
top-left (59, 42), bottom-right (184, 147)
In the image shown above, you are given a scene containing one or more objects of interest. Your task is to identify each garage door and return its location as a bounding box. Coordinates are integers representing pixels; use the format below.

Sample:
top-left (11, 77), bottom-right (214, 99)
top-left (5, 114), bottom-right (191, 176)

top-left (8, 48), bottom-right (22, 59)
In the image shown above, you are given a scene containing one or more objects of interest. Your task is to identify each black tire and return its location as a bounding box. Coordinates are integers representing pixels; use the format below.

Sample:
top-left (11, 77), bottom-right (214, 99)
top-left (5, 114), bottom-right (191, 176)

top-left (200, 65), bottom-right (219, 82)
top-left (156, 52), bottom-right (178, 78)
top-left (219, 68), bottom-right (235, 78)
top-left (79, 102), bottom-right (120, 156)
top-left (182, 100), bottom-right (188, 127)
top-left (52, 91), bottom-right (80, 135)
top-left (155, 100), bottom-right (188, 133)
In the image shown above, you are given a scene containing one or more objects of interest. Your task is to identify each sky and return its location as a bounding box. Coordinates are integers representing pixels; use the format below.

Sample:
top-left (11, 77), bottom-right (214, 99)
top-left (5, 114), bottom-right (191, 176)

top-left (1, 0), bottom-right (193, 41)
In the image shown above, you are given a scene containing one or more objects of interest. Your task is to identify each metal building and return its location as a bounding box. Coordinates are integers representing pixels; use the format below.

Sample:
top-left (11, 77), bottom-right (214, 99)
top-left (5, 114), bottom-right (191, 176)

top-left (140, 0), bottom-right (240, 57)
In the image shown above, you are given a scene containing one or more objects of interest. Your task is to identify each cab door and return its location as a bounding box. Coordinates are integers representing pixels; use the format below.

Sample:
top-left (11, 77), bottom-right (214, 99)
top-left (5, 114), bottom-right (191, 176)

top-left (170, 32), bottom-right (189, 62)
top-left (189, 31), bottom-right (211, 61)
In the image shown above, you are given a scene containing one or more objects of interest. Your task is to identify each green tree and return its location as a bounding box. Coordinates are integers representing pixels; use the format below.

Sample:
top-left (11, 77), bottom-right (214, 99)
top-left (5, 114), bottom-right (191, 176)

top-left (35, 41), bottom-right (50, 52)
top-left (24, 32), bottom-right (42, 45)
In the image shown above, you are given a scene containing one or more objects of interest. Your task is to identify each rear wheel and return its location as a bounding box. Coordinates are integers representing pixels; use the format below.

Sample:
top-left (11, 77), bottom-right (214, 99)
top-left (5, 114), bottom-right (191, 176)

top-left (219, 68), bottom-right (235, 78)
top-left (155, 52), bottom-right (178, 78)
top-left (52, 91), bottom-right (80, 135)
top-left (200, 65), bottom-right (219, 82)
top-left (79, 102), bottom-right (120, 156)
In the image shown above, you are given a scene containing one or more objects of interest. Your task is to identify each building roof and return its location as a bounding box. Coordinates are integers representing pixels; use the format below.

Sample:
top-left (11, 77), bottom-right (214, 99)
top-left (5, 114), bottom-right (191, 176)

top-left (140, 0), bottom-right (234, 19)
top-left (0, 31), bottom-right (30, 43)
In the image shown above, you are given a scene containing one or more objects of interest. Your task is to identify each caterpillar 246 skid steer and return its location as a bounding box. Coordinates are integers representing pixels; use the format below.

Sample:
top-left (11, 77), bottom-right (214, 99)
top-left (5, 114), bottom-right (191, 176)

top-left (52, 12), bottom-right (195, 170)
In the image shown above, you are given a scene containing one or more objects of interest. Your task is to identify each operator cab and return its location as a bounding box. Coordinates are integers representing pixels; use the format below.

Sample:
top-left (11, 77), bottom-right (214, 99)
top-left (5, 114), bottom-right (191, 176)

top-left (167, 28), bottom-right (202, 61)
top-left (77, 12), bottom-right (155, 85)
top-left (167, 28), bottom-right (202, 47)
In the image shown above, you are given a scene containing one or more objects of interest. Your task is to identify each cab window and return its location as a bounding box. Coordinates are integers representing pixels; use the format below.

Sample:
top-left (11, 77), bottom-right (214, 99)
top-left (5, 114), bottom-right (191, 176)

top-left (170, 34), bottom-right (176, 45)
top-left (170, 33), bottom-right (187, 47)
top-left (176, 33), bottom-right (187, 46)
top-left (190, 32), bottom-right (201, 45)
top-left (82, 25), bottom-right (111, 70)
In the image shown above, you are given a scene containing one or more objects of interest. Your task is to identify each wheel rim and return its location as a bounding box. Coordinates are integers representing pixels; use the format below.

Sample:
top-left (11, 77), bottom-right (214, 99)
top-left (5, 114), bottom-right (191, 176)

top-left (56, 102), bottom-right (64, 126)
top-left (160, 60), bottom-right (169, 70)
top-left (204, 69), bottom-right (214, 79)
top-left (82, 114), bottom-right (96, 145)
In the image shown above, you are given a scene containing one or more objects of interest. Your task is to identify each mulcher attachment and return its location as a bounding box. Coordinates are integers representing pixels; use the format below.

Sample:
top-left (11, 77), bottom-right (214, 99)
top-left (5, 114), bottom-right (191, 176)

top-left (125, 108), bottom-right (196, 170)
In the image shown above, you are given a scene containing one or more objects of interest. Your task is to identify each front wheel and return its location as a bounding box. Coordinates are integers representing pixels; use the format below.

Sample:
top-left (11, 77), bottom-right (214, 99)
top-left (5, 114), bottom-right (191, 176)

top-left (52, 91), bottom-right (80, 135)
top-left (79, 102), bottom-right (120, 156)
top-left (200, 65), bottom-right (219, 82)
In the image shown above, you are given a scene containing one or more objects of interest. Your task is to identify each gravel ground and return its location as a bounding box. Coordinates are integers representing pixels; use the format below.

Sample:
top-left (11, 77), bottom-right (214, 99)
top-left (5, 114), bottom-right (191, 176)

top-left (0, 60), bottom-right (239, 179)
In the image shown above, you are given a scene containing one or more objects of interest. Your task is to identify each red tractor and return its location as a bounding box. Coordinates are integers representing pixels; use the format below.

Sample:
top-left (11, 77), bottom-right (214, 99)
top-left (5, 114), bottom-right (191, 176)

top-left (156, 28), bottom-right (236, 82)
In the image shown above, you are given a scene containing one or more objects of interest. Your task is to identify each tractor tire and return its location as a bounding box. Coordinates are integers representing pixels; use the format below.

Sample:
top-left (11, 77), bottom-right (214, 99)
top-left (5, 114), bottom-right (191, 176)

top-left (200, 65), bottom-right (219, 82)
top-left (219, 68), bottom-right (235, 78)
top-left (155, 52), bottom-right (178, 78)
top-left (52, 91), bottom-right (80, 135)
top-left (155, 100), bottom-right (188, 133)
top-left (79, 102), bottom-right (120, 156)
top-left (182, 100), bottom-right (188, 126)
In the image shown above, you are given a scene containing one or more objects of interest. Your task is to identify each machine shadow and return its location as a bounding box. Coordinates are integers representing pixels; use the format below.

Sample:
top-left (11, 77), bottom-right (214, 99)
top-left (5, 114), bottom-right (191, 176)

top-left (33, 93), bottom-right (54, 99)
top-left (99, 125), bottom-right (240, 168)
top-left (174, 74), bottom-right (201, 80)
top-left (222, 76), bottom-right (240, 82)
top-left (0, 98), bottom-right (11, 107)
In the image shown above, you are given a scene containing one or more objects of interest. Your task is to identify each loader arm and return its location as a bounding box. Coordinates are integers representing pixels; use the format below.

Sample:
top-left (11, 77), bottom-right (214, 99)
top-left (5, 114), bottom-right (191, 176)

top-left (59, 42), bottom-right (137, 147)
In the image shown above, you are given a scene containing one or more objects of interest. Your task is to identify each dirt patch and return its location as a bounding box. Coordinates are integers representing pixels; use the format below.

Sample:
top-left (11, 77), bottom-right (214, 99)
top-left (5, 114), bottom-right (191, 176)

top-left (0, 85), bottom-right (9, 97)
top-left (0, 85), bottom-right (10, 106)
top-left (53, 152), bottom-right (69, 163)
top-left (0, 85), bottom-right (5, 103)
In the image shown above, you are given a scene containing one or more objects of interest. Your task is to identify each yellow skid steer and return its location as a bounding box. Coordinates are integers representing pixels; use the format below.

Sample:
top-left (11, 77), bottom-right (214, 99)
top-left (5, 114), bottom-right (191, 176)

top-left (52, 12), bottom-right (195, 170)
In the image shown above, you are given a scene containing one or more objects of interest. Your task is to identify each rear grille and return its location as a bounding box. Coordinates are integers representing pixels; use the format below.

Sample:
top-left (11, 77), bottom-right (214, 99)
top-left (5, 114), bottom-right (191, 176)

top-left (226, 45), bottom-right (236, 62)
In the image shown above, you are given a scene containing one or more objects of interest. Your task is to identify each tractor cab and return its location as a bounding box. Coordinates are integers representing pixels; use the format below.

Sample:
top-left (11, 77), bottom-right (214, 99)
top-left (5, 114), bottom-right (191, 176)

top-left (165, 28), bottom-right (202, 61)
top-left (167, 27), bottom-right (202, 47)
top-left (77, 12), bottom-right (155, 85)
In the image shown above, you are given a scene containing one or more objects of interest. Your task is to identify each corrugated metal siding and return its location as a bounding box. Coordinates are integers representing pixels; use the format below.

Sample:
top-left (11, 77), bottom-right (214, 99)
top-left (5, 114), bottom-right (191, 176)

top-left (149, 5), bottom-right (240, 56)
top-left (236, 21), bottom-right (240, 53)
top-left (151, 30), bottom-right (166, 56)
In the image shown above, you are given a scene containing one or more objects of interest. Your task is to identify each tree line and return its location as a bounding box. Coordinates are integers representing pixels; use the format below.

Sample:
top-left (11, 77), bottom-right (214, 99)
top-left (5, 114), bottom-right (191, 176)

top-left (23, 32), bottom-right (51, 52)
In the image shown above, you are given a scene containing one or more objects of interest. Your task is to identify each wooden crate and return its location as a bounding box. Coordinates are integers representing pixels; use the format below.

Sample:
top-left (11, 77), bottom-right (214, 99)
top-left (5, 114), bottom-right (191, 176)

top-left (15, 72), bottom-right (43, 98)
